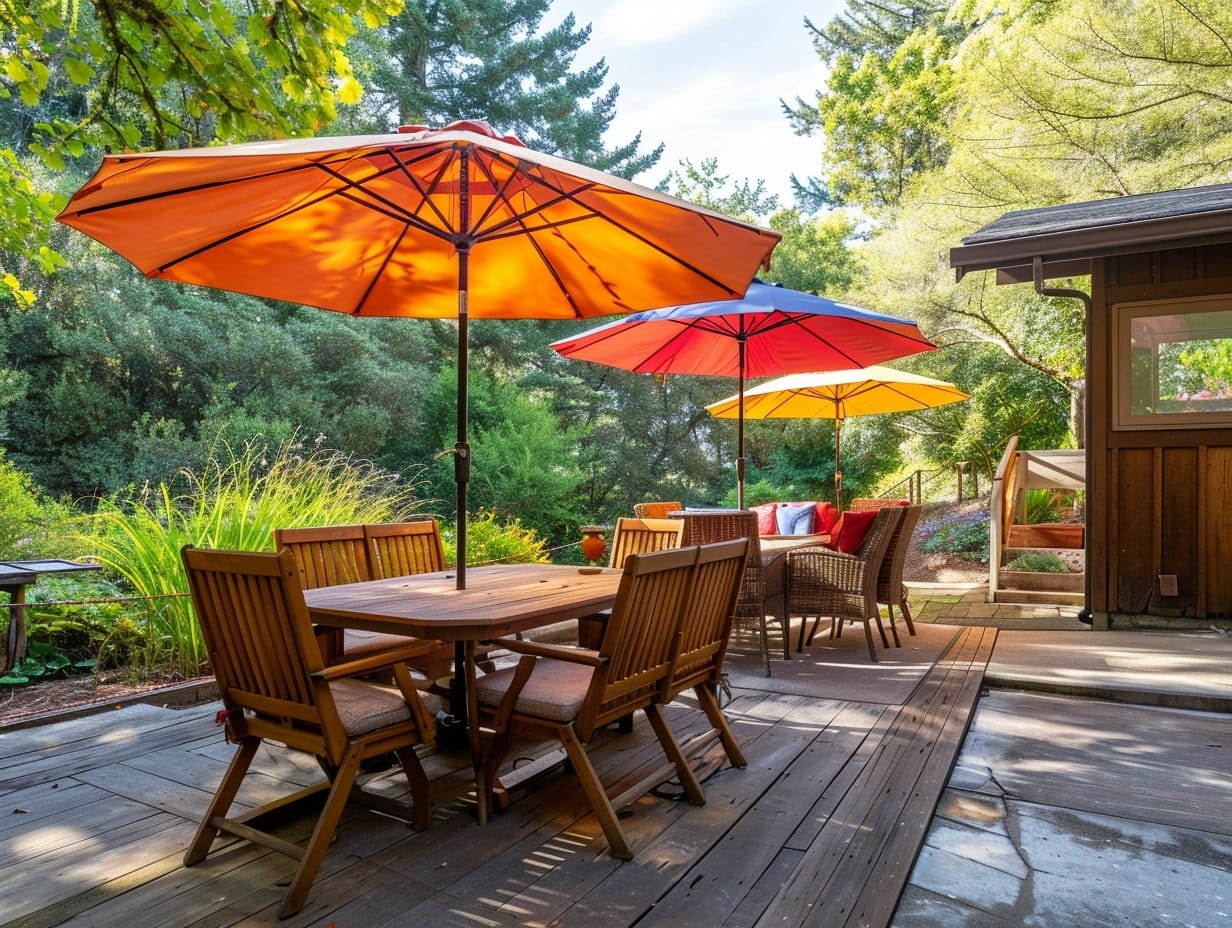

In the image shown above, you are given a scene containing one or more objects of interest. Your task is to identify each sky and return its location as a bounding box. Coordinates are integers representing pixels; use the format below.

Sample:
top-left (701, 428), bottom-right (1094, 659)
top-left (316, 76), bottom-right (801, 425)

top-left (547, 0), bottom-right (848, 206)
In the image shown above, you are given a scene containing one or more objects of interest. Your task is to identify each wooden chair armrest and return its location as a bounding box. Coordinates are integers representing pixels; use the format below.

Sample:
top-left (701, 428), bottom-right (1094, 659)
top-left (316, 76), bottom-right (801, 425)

top-left (489, 636), bottom-right (604, 666)
top-left (311, 640), bottom-right (441, 681)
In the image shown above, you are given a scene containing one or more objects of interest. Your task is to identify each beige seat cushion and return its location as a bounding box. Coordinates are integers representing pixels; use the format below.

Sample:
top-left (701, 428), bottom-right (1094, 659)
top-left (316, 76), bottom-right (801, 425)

top-left (473, 658), bottom-right (593, 722)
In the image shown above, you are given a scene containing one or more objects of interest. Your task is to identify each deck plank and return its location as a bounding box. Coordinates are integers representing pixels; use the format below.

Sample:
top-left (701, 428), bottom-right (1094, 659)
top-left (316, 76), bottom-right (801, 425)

top-left (754, 626), bottom-right (996, 928)
top-left (0, 624), bottom-right (986, 928)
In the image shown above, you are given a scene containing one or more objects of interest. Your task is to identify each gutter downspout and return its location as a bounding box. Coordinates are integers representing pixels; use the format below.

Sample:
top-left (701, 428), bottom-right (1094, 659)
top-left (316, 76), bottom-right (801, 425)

top-left (1032, 256), bottom-right (1094, 625)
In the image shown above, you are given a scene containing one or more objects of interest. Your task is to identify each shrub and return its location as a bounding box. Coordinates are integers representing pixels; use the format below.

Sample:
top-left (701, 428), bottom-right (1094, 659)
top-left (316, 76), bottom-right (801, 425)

top-left (918, 505), bottom-right (990, 564)
top-left (0, 450), bottom-right (47, 557)
top-left (1004, 551), bottom-right (1069, 573)
top-left (441, 509), bottom-right (549, 566)
top-left (81, 438), bottom-right (425, 675)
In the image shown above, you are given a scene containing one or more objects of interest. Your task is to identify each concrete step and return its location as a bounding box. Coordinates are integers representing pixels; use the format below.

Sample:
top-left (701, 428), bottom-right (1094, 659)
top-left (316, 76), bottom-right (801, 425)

top-left (992, 587), bottom-right (1085, 606)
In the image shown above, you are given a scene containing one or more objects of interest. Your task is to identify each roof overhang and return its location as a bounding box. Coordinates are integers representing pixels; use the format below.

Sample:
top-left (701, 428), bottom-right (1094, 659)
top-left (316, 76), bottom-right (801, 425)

top-left (950, 184), bottom-right (1232, 283)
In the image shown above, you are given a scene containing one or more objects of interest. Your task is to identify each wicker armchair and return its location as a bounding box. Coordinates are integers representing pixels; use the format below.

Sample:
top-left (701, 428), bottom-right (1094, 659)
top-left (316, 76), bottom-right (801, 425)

top-left (786, 506), bottom-right (903, 662)
top-left (670, 509), bottom-right (786, 676)
top-left (849, 497), bottom-right (911, 511)
top-left (878, 505), bottom-right (922, 641)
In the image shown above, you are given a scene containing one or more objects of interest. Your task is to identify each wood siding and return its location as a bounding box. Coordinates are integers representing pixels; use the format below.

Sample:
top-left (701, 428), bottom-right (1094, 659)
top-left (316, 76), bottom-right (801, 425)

top-left (1091, 245), bottom-right (1232, 622)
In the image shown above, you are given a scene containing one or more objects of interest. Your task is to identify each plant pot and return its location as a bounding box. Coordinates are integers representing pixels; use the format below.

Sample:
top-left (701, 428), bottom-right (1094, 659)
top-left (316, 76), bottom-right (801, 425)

top-left (999, 569), bottom-right (1084, 592)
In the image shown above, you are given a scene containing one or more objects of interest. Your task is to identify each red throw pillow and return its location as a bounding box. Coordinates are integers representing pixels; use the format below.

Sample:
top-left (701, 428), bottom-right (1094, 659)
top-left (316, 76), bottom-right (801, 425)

top-left (814, 501), bottom-right (839, 533)
top-left (834, 508), bottom-right (878, 554)
top-left (750, 503), bottom-right (778, 535)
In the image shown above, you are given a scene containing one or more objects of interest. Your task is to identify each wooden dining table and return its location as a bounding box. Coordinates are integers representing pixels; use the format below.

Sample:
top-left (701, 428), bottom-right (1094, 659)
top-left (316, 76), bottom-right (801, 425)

top-left (304, 562), bottom-right (623, 823)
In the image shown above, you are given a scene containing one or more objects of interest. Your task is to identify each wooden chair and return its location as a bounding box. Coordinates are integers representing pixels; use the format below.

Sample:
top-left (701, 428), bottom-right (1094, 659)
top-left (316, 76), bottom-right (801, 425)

top-left (787, 506), bottom-right (904, 662)
top-left (660, 538), bottom-right (750, 769)
top-left (577, 517), bottom-right (685, 649)
top-left (274, 524), bottom-right (448, 678)
top-left (878, 504), bottom-right (922, 642)
top-left (365, 519), bottom-right (447, 578)
top-left (473, 545), bottom-right (703, 860)
top-left (180, 546), bottom-right (435, 918)
top-left (633, 500), bottom-right (684, 520)
top-left (671, 509), bottom-right (787, 677)
top-left (273, 524), bottom-right (373, 664)
top-left (365, 520), bottom-right (477, 678)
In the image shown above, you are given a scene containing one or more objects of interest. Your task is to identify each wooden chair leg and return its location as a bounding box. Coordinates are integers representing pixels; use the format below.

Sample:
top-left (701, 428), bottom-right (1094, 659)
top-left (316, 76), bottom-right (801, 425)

top-left (281, 750), bottom-right (363, 918)
top-left (695, 683), bottom-right (747, 768)
top-left (560, 725), bottom-right (632, 860)
top-left (393, 745), bottom-right (432, 832)
top-left (757, 613), bottom-right (772, 677)
top-left (644, 704), bottom-right (705, 805)
top-left (185, 736), bottom-right (260, 866)
top-left (778, 613), bottom-right (791, 661)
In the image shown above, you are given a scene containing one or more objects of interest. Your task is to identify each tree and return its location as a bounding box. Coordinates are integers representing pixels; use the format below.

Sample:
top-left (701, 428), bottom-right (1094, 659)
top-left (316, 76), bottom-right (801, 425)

top-left (785, 1), bottom-right (960, 210)
top-left (2, 0), bottom-right (405, 306)
top-left (335, 0), bottom-right (661, 176)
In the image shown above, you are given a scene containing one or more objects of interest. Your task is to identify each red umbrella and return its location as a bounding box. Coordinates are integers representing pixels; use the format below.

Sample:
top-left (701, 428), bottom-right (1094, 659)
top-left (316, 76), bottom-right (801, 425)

top-left (550, 281), bottom-right (935, 507)
top-left (57, 120), bottom-right (781, 587)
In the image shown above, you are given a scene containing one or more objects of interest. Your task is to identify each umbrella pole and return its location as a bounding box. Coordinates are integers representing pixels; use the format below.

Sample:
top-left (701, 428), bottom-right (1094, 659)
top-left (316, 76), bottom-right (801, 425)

top-left (456, 275), bottom-right (469, 591)
top-left (737, 337), bottom-right (746, 509)
top-left (834, 416), bottom-right (842, 511)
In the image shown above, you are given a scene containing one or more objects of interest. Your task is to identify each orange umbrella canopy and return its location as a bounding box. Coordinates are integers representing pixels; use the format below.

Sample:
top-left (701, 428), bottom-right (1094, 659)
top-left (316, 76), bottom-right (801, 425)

top-left (58, 120), bottom-right (781, 587)
top-left (57, 120), bottom-right (780, 321)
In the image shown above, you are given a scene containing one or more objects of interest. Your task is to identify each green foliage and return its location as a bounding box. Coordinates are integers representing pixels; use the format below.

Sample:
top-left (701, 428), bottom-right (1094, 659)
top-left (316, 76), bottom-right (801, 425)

top-left (765, 209), bottom-right (863, 295)
top-left (332, 0), bottom-right (661, 176)
top-left (1004, 551), bottom-right (1068, 573)
top-left (81, 439), bottom-right (423, 674)
top-left (0, 641), bottom-right (94, 687)
top-left (656, 157), bottom-right (779, 220)
top-left (818, 27), bottom-right (956, 208)
top-left (22, 571), bottom-right (137, 671)
top-left (918, 504), bottom-right (989, 563)
top-left (441, 509), bottom-right (549, 567)
top-left (0, 449), bottom-right (43, 556)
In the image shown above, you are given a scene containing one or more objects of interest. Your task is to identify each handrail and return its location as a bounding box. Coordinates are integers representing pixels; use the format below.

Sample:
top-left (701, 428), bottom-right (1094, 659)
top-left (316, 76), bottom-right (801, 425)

top-left (989, 436), bottom-right (1021, 597)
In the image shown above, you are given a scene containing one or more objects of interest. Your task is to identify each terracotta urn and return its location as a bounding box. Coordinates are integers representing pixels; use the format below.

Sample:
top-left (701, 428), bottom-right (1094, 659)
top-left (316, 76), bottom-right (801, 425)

top-left (579, 525), bottom-right (608, 565)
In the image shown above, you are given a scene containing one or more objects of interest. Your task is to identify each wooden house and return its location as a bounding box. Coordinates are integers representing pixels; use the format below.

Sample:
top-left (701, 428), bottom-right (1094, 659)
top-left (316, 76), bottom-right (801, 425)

top-left (950, 184), bottom-right (1232, 629)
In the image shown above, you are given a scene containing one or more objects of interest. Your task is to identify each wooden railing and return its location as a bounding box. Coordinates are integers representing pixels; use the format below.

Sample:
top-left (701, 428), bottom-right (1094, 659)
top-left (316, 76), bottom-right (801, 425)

top-left (989, 435), bottom-right (1021, 595)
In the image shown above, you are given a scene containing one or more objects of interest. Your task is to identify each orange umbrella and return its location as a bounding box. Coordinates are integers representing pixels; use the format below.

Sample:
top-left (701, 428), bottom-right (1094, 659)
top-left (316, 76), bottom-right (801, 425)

top-left (57, 120), bottom-right (780, 587)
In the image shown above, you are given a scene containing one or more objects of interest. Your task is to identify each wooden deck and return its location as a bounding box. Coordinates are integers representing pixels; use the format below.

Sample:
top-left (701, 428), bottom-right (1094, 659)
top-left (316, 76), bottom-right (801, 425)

top-left (0, 623), bottom-right (995, 928)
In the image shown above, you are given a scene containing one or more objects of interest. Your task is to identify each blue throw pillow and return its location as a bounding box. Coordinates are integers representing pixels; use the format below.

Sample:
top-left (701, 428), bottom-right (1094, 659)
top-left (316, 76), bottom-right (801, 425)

top-left (776, 502), bottom-right (816, 535)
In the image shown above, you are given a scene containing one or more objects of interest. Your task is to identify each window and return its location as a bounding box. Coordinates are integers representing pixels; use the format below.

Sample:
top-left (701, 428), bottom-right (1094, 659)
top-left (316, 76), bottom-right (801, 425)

top-left (1115, 296), bottom-right (1232, 430)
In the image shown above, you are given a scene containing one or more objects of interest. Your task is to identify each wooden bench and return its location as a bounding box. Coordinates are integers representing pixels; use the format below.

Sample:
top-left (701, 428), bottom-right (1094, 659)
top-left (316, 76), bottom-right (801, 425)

top-left (1, 559), bottom-right (101, 674)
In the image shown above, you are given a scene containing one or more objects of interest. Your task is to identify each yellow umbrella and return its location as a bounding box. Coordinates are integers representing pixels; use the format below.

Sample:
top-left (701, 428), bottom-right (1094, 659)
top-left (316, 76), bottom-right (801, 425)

top-left (705, 366), bottom-right (970, 509)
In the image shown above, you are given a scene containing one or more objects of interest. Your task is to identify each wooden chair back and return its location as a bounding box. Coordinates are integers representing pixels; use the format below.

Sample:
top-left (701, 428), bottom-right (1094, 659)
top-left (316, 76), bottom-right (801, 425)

top-left (182, 546), bottom-right (341, 758)
top-left (180, 545), bottom-right (434, 916)
top-left (607, 517), bottom-right (685, 568)
top-left (365, 520), bottom-right (447, 578)
top-left (633, 500), bottom-right (684, 520)
top-left (577, 545), bottom-right (699, 739)
top-left (273, 524), bottom-right (372, 590)
top-left (665, 538), bottom-right (749, 701)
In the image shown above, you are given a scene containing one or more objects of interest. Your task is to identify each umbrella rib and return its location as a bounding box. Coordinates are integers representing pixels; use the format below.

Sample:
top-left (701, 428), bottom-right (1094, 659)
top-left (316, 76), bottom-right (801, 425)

top-left (351, 223), bottom-right (411, 315)
top-left (461, 150), bottom-right (749, 293)
top-left (142, 155), bottom-right (456, 273)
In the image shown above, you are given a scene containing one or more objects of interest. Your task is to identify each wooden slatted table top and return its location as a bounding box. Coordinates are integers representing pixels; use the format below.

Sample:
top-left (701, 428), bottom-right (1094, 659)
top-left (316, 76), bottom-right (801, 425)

top-left (303, 562), bottom-right (623, 640)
